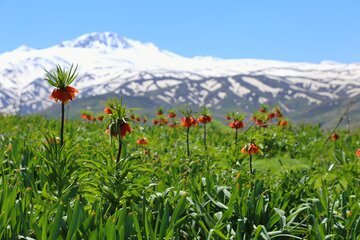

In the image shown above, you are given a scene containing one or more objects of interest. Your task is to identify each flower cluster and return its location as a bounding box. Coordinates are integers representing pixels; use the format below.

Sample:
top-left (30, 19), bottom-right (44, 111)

top-left (227, 112), bottom-right (245, 129)
top-left (46, 64), bottom-right (79, 104)
top-left (181, 117), bottom-right (198, 127)
top-left (103, 99), bottom-right (133, 139)
top-left (241, 142), bottom-right (261, 155)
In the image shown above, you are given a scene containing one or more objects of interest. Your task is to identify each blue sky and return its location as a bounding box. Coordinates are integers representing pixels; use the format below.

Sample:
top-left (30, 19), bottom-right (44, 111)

top-left (0, 0), bottom-right (359, 63)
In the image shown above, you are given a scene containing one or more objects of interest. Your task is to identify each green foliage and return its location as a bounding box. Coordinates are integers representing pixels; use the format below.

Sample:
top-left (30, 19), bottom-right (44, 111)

top-left (45, 64), bottom-right (79, 89)
top-left (0, 115), bottom-right (359, 239)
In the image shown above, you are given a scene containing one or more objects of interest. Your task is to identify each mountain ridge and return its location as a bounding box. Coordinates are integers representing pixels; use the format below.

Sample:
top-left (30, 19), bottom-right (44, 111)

top-left (0, 32), bottom-right (359, 126)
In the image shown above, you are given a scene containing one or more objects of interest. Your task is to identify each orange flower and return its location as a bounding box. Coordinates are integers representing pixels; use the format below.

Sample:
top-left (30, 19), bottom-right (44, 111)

top-left (120, 123), bottom-right (132, 137)
top-left (106, 122), bottom-right (132, 137)
top-left (155, 118), bottom-right (168, 126)
top-left (104, 107), bottom-right (112, 115)
top-left (198, 115), bottom-right (212, 124)
top-left (279, 120), bottom-right (288, 127)
top-left (50, 86), bottom-right (78, 104)
top-left (241, 143), bottom-right (260, 155)
top-left (330, 133), bottom-right (339, 141)
top-left (168, 112), bottom-right (177, 118)
top-left (228, 120), bottom-right (244, 129)
top-left (97, 116), bottom-right (104, 121)
top-left (81, 113), bottom-right (88, 120)
top-left (226, 115), bottom-right (231, 120)
top-left (136, 137), bottom-right (148, 145)
top-left (181, 117), bottom-right (197, 127)
top-left (268, 113), bottom-right (275, 120)
top-left (355, 148), bottom-right (360, 158)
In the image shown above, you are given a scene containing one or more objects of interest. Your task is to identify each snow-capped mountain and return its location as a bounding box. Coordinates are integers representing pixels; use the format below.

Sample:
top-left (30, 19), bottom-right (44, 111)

top-left (0, 32), bottom-right (359, 120)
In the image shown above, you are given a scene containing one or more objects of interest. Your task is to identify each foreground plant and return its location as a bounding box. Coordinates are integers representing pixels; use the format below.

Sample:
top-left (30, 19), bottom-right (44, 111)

top-left (45, 64), bottom-right (79, 146)
top-left (241, 142), bottom-right (260, 174)
top-left (227, 112), bottom-right (245, 157)
top-left (198, 107), bottom-right (212, 151)
top-left (181, 106), bottom-right (197, 158)
top-left (104, 98), bottom-right (133, 163)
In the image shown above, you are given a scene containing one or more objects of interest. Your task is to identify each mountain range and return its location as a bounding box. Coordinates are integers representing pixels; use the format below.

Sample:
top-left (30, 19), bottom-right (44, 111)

top-left (0, 32), bottom-right (359, 127)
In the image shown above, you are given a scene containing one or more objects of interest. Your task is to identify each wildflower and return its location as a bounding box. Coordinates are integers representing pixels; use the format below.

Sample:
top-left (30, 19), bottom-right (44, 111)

top-left (355, 148), bottom-right (360, 158)
top-left (279, 120), bottom-right (288, 127)
top-left (241, 142), bottom-right (260, 174)
top-left (136, 137), bottom-right (148, 145)
top-left (104, 107), bottom-right (112, 115)
top-left (45, 64), bottom-right (79, 146)
top-left (228, 120), bottom-right (245, 129)
top-left (241, 143), bottom-right (260, 155)
top-left (81, 113), bottom-right (88, 120)
top-left (181, 117), bottom-right (197, 127)
top-left (181, 106), bottom-right (196, 157)
top-left (50, 86), bottom-right (79, 103)
top-left (198, 107), bottom-right (212, 151)
top-left (120, 123), bottom-right (132, 137)
top-left (268, 112), bottom-right (275, 120)
top-left (104, 98), bottom-right (135, 163)
top-left (330, 133), bottom-right (339, 141)
top-left (97, 116), bottom-right (104, 121)
top-left (158, 118), bottom-right (169, 126)
top-left (168, 112), bottom-right (177, 118)
top-left (152, 119), bottom-right (159, 125)
top-left (198, 115), bottom-right (212, 124)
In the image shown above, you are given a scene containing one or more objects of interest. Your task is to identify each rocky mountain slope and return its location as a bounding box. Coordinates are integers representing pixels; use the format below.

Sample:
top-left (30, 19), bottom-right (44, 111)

top-left (0, 32), bottom-right (359, 126)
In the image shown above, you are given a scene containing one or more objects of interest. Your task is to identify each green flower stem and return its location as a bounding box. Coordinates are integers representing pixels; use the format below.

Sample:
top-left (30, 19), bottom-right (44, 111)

top-left (204, 123), bottom-right (207, 151)
top-left (60, 102), bottom-right (65, 147)
top-left (116, 134), bottom-right (123, 163)
top-left (186, 126), bottom-right (190, 158)
top-left (249, 154), bottom-right (253, 174)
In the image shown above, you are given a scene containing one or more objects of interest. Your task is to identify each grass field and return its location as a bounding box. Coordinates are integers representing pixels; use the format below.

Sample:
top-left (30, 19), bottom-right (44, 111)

top-left (0, 111), bottom-right (359, 239)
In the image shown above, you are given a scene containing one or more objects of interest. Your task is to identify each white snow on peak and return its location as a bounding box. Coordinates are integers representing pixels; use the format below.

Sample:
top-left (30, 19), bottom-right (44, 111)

top-left (0, 31), bottom-right (360, 115)
top-left (14, 45), bottom-right (35, 52)
top-left (57, 32), bottom-right (132, 49)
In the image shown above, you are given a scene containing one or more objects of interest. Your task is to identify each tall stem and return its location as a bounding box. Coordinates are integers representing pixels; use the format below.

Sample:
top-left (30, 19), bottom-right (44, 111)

top-left (186, 126), bottom-right (190, 158)
top-left (234, 128), bottom-right (238, 158)
top-left (204, 123), bottom-right (207, 151)
top-left (116, 134), bottom-right (122, 163)
top-left (60, 102), bottom-right (65, 147)
top-left (249, 154), bottom-right (253, 174)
